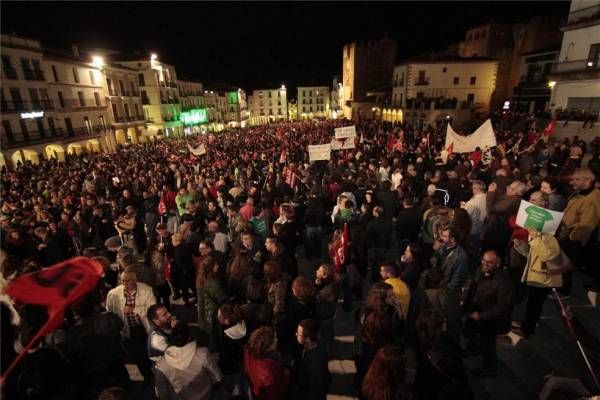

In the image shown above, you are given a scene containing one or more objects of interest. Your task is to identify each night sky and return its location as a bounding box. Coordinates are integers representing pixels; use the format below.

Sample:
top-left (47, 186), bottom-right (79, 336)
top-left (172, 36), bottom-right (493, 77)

top-left (2, 1), bottom-right (569, 95)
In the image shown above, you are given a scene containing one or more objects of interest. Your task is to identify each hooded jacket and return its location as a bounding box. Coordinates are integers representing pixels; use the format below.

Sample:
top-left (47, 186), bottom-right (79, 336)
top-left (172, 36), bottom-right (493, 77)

top-left (156, 342), bottom-right (222, 400)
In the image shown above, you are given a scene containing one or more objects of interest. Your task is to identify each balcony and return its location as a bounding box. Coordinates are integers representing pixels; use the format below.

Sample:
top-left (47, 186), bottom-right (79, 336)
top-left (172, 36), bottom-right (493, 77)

top-left (3, 67), bottom-right (18, 79)
top-left (1, 127), bottom-right (68, 149)
top-left (142, 96), bottom-right (151, 105)
top-left (414, 78), bottom-right (430, 86)
top-left (1, 99), bottom-right (55, 113)
top-left (22, 68), bottom-right (45, 81)
top-left (549, 59), bottom-right (600, 81)
top-left (108, 88), bottom-right (119, 96)
top-left (56, 98), bottom-right (107, 109)
top-left (166, 81), bottom-right (177, 88)
top-left (121, 90), bottom-right (130, 97)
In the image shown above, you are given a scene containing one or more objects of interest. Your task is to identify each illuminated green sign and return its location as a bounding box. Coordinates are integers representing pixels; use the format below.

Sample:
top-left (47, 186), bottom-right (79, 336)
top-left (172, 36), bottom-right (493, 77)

top-left (180, 108), bottom-right (208, 125)
top-left (228, 92), bottom-right (238, 104)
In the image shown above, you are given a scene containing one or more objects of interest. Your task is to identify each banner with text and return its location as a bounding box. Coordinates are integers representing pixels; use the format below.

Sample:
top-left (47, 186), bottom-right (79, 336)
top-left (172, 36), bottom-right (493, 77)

top-left (444, 119), bottom-right (497, 153)
top-left (335, 125), bottom-right (357, 139)
top-left (308, 144), bottom-right (331, 162)
top-left (515, 200), bottom-right (564, 234)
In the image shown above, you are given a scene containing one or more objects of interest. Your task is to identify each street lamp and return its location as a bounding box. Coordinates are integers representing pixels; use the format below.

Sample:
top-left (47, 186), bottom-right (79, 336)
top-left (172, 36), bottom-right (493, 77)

top-left (91, 55), bottom-right (104, 68)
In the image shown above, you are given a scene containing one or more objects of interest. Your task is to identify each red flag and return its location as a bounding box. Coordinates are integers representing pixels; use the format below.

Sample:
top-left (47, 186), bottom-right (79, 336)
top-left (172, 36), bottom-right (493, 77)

top-left (2, 257), bottom-right (103, 380)
top-left (284, 167), bottom-right (296, 188)
top-left (543, 119), bottom-right (556, 138)
top-left (333, 223), bottom-right (349, 273)
top-left (446, 142), bottom-right (454, 157)
top-left (158, 199), bottom-right (167, 215)
top-left (387, 135), bottom-right (397, 151)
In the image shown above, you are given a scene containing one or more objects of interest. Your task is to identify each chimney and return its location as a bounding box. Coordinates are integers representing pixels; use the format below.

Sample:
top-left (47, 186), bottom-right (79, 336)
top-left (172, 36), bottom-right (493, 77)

top-left (72, 44), bottom-right (79, 58)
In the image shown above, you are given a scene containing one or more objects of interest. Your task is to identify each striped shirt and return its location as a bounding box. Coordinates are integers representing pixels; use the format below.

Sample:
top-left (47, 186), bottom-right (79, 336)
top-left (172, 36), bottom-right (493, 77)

top-left (124, 289), bottom-right (142, 327)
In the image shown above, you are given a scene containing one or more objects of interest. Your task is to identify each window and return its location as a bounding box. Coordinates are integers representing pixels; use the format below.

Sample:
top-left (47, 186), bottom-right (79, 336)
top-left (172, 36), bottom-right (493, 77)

top-left (481, 30), bottom-right (487, 39)
top-left (130, 81), bottom-right (135, 95)
top-left (64, 118), bottom-right (74, 136)
top-left (78, 91), bottom-right (85, 106)
top-left (467, 93), bottom-right (475, 104)
top-left (302, 107), bottom-right (306, 112)
top-left (57, 91), bottom-right (65, 108)
top-left (310, 106), bottom-right (313, 112)
top-left (36, 118), bottom-right (46, 138)
top-left (269, 109), bottom-right (273, 115)
top-left (52, 65), bottom-right (59, 82)
top-left (84, 116), bottom-right (92, 134)
top-left (2, 120), bottom-right (14, 142)
top-left (453, 77), bottom-right (460, 85)
top-left (111, 103), bottom-right (119, 118)
top-left (134, 103), bottom-right (139, 117)
top-left (89, 70), bottom-right (96, 85)
top-left (19, 119), bottom-right (29, 140)
top-left (48, 118), bottom-right (56, 136)
top-left (278, 108), bottom-right (281, 115)
top-left (119, 80), bottom-right (125, 95)
top-left (303, 90), bottom-right (306, 96)
top-left (442, 67), bottom-right (447, 73)
top-left (20, 57), bottom-right (31, 71)
top-left (268, 92), bottom-right (272, 98)
top-left (1, 55), bottom-right (12, 70)
top-left (138, 73), bottom-right (145, 86)
top-left (467, 33), bottom-right (472, 41)
top-left (587, 43), bottom-right (600, 68)
top-left (124, 103), bottom-right (130, 117)
top-left (474, 31), bottom-right (479, 40)
top-left (72, 67), bottom-right (79, 83)
top-left (29, 88), bottom-right (40, 108)
top-left (94, 92), bottom-right (101, 106)
top-left (309, 90), bottom-right (312, 96)
top-left (470, 76), bottom-right (476, 85)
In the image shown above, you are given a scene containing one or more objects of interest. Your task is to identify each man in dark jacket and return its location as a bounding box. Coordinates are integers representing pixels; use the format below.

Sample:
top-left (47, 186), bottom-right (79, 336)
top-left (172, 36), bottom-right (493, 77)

top-left (366, 206), bottom-right (393, 282)
top-left (396, 197), bottom-right (423, 244)
top-left (463, 250), bottom-right (515, 378)
top-left (265, 236), bottom-right (297, 278)
top-left (293, 319), bottom-right (330, 400)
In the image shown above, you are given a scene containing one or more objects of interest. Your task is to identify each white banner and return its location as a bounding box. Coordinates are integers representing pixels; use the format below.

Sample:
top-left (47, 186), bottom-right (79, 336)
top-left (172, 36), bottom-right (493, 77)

top-left (335, 125), bottom-right (357, 139)
top-left (445, 119), bottom-right (497, 153)
top-left (330, 137), bottom-right (355, 150)
top-left (308, 144), bottom-right (331, 162)
top-left (188, 143), bottom-right (206, 156)
top-left (515, 200), bottom-right (564, 234)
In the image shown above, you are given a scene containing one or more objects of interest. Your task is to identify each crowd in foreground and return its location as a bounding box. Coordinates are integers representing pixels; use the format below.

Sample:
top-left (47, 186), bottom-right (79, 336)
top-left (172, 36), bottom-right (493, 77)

top-left (1, 113), bottom-right (600, 400)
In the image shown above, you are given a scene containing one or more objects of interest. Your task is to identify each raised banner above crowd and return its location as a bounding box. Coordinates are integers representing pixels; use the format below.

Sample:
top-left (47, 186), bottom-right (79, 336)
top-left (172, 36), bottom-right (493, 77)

top-left (308, 143), bottom-right (331, 161)
top-left (445, 119), bottom-right (497, 153)
top-left (334, 125), bottom-right (357, 139)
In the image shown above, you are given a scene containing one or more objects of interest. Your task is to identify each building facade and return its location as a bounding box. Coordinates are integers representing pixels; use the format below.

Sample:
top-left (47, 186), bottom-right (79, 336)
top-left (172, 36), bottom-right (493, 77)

top-left (177, 79), bottom-right (208, 134)
top-left (102, 62), bottom-right (146, 143)
top-left (342, 37), bottom-right (397, 119)
top-left (248, 86), bottom-right (288, 125)
top-left (297, 86), bottom-right (330, 119)
top-left (115, 56), bottom-right (183, 137)
top-left (1, 34), bottom-right (118, 167)
top-left (387, 57), bottom-right (498, 126)
top-left (330, 76), bottom-right (343, 118)
top-left (512, 47), bottom-right (560, 112)
top-left (548, 0), bottom-right (600, 113)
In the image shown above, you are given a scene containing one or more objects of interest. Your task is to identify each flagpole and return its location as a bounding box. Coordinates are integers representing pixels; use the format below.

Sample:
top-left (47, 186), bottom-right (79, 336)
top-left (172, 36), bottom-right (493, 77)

top-left (552, 288), bottom-right (600, 392)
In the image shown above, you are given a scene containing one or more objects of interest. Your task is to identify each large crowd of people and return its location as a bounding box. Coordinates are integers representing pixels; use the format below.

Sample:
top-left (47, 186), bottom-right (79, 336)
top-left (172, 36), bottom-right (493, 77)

top-left (1, 113), bottom-right (599, 400)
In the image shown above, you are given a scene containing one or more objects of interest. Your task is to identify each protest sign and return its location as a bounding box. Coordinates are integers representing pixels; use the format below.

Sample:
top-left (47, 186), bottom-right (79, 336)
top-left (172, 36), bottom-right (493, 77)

top-left (516, 200), bottom-right (563, 234)
top-left (335, 125), bottom-right (357, 140)
top-left (308, 144), bottom-right (331, 162)
top-left (330, 137), bottom-right (355, 150)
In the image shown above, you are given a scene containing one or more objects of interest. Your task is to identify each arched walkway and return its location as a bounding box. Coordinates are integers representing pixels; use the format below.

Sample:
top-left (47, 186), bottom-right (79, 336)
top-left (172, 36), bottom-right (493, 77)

top-left (44, 144), bottom-right (66, 162)
top-left (67, 143), bottom-right (83, 155)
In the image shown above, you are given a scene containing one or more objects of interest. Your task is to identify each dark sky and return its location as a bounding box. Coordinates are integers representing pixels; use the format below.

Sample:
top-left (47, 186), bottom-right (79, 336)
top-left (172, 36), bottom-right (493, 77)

top-left (2, 1), bottom-right (569, 95)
